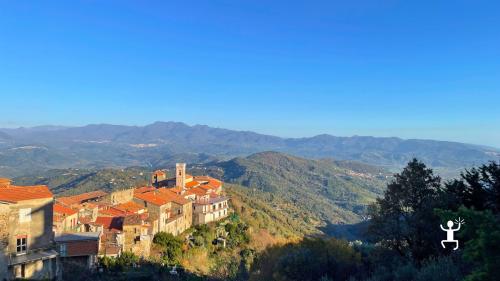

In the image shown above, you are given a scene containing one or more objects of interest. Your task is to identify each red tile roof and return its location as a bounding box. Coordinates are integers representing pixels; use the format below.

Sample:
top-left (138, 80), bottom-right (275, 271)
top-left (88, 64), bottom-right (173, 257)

top-left (134, 189), bottom-right (190, 206)
top-left (134, 191), bottom-right (170, 206)
top-left (57, 190), bottom-right (107, 205)
top-left (185, 181), bottom-right (200, 188)
top-left (156, 188), bottom-right (190, 204)
top-left (0, 178), bottom-right (11, 188)
top-left (98, 207), bottom-right (129, 217)
top-left (94, 216), bottom-right (123, 231)
top-left (187, 187), bottom-right (208, 196)
top-left (0, 185), bottom-right (53, 203)
top-left (53, 203), bottom-right (78, 216)
top-left (134, 186), bottom-right (155, 194)
top-left (114, 201), bottom-right (145, 214)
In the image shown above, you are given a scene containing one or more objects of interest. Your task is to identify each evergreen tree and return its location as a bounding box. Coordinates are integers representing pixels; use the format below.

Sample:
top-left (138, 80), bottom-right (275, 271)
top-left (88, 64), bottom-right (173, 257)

top-left (368, 159), bottom-right (443, 261)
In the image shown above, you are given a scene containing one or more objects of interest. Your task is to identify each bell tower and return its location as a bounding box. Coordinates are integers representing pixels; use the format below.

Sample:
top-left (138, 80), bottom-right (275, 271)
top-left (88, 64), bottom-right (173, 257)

top-left (176, 163), bottom-right (186, 189)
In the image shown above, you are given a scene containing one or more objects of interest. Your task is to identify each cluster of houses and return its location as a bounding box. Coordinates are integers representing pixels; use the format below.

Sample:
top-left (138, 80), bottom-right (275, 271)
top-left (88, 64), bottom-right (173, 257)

top-left (0, 163), bottom-right (230, 280)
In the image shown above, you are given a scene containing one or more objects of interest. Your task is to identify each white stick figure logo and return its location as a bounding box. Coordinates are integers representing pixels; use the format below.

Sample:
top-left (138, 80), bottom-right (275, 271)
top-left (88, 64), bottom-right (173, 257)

top-left (440, 217), bottom-right (465, 250)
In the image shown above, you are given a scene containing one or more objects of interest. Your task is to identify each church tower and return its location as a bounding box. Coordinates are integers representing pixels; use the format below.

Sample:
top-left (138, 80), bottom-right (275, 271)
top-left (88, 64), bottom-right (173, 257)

top-left (176, 163), bottom-right (186, 189)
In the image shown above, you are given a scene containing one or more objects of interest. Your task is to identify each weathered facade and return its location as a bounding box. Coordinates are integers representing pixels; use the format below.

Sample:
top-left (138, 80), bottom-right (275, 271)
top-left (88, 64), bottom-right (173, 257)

top-left (122, 214), bottom-right (152, 258)
top-left (55, 232), bottom-right (100, 277)
top-left (0, 180), bottom-right (58, 280)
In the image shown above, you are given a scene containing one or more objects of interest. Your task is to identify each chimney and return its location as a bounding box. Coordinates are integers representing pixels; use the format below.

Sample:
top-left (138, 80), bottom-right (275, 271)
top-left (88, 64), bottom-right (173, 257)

top-left (175, 163), bottom-right (186, 190)
top-left (0, 178), bottom-right (11, 188)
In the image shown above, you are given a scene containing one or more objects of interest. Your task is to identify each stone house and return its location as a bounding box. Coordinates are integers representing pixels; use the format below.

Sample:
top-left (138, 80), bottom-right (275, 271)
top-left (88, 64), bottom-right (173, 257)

top-left (122, 214), bottom-right (152, 258)
top-left (133, 188), bottom-right (192, 236)
top-left (0, 178), bottom-right (58, 280)
top-left (55, 232), bottom-right (100, 277)
top-left (53, 203), bottom-right (79, 234)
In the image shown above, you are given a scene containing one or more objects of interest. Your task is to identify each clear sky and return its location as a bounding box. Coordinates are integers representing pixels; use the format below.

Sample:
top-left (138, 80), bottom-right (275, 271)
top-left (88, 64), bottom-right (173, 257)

top-left (0, 1), bottom-right (499, 147)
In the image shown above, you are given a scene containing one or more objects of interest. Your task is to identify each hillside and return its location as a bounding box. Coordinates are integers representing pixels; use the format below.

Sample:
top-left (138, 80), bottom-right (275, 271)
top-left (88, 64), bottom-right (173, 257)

top-left (12, 166), bottom-right (316, 241)
top-left (204, 152), bottom-right (388, 225)
top-left (13, 151), bottom-right (388, 234)
top-left (1, 121), bottom-right (498, 177)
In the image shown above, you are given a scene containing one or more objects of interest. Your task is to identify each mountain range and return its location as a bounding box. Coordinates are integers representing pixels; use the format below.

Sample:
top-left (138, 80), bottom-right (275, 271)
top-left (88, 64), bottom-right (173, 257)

top-left (1, 121), bottom-right (499, 177)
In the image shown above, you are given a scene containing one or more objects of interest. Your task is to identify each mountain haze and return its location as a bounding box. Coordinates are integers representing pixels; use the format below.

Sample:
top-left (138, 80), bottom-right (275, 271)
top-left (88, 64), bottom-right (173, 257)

top-left (1, 121), bottom-right (498, 177)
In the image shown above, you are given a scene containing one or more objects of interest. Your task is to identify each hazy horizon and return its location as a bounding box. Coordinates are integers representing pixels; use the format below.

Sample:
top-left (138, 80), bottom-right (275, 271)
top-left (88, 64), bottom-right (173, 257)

top-left (1, 120), bottom-right (499, 150)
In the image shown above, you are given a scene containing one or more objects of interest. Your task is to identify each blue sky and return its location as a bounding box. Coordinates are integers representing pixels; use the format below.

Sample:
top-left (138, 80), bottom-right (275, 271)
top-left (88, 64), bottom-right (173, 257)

top-left (0, 1), bottom-right (499, 147)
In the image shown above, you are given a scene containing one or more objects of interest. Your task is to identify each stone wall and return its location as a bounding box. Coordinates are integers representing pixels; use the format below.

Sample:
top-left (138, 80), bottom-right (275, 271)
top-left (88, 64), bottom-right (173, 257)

top-left (107, 189), bottom-right (134, 205)
top-left (0, 204), bottom-right (11, 278)
top-left (7, 198), bottom-right (53, 253)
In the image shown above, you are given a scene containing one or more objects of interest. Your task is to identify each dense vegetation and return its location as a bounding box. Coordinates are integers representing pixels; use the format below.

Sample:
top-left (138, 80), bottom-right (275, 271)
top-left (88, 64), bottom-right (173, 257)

top-left (245, 159), bottom-right (500, 281)
top-left (210, 152), bottom-right (388, 224)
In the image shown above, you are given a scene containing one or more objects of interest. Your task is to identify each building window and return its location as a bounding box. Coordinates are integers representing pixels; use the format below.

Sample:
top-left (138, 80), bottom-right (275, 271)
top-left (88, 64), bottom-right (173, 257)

top-left (16, 237), bottom-right (27, 253)
top-left (19, 208), bottom-right (31, 223)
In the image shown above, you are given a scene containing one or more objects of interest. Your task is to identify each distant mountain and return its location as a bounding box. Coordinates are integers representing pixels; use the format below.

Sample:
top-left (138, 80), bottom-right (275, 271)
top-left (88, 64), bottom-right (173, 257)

top-left (1, 121), bottom-right (498, 177)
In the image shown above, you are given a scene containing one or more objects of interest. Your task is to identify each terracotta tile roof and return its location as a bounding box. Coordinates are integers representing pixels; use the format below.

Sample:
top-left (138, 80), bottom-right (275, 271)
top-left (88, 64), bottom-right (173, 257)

top-left (193, 176), bottom-right (222, 188)
top-left (57, 190), bottom-right (107, 205)
top-left (53, 203), bottom-right (78, 216)
top-left (157, 188), bottom-right (190, 205)
top-left (0, 185), bottom-right (53, 203)
top-left (123, 214), bottom-right (144, 225)
top-left (169, 186), bottom-right (183, 194)
top-left (134, 189), bottom-right (190, 206)
top-left (188, 187), bottom-right (208, 196)
top-left (0, 178), bottom-right (11, 188)
top-left (94, 216), bottom-right (123, 231)
top-left (197, 184), bottom-right (214, 191)
top-left (134, 191), bottom-right (170, 206)
top-left (185, 181), bottom-right (200, 188)
top-left (98, 207), bottom-right (130, 217)
top-left (114, 201), bottom-right (145, 214)
top-left (134, 186), bottom-right (155, 194)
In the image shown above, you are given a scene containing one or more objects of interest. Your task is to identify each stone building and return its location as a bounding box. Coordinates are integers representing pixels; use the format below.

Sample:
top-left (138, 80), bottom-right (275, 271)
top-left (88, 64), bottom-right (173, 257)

top-left (55, 232), bottom-right (100, 276)
top-left (122, 214), bottom-right (152, 258)
top-left (105, 189), bottom-right (135, 205)
top-left (0, 178), bottom-right (58, 280)
top-left (53, 203), bottom-right (79, 234)
top-left (192, 196), bottom-right (230, 225)
top-left (57, 191), bottom-right (107, 207)
top-left (133, 188), bottom-right (192, 236)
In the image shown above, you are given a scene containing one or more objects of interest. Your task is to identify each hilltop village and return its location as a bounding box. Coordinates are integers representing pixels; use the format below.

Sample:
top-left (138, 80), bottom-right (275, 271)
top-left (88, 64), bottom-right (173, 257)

top-left (0, 163), bottom-right (230, 280)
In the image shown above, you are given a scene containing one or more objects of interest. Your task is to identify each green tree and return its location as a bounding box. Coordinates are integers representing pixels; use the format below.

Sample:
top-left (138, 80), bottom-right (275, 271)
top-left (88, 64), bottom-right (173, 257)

top-left (115, 251), bottom-right (139, 269)
top-left (153, 232), bottom-right (183, 265)
top-left (250, 238), bottom-right (361, 281)
top-left (368, 159), bottom-right (443, 261)
top-left (445, 161), bottom-right (500, 213)
top-left (438, 207), bottom-right (500, 281)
